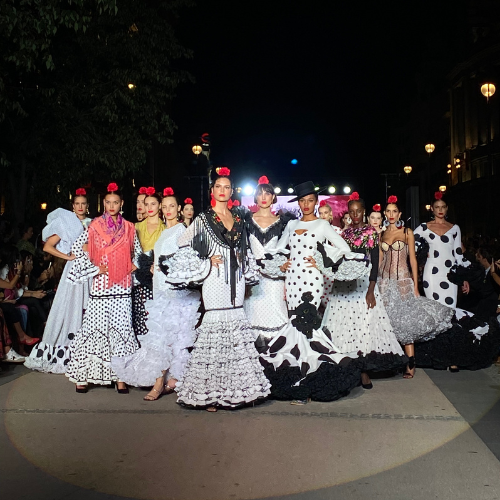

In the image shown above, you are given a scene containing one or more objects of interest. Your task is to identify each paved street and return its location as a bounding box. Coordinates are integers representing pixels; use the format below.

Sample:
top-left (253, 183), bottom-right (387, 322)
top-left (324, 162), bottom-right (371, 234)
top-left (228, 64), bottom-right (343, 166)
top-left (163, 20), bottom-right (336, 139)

top-left (1, 364), bottom-right (500, 500)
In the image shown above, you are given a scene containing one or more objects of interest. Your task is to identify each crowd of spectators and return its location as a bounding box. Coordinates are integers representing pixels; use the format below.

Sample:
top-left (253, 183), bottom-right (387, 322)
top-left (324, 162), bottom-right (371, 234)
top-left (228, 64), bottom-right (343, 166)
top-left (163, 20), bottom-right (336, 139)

top-left (0, 217), bottom-right (64, 367)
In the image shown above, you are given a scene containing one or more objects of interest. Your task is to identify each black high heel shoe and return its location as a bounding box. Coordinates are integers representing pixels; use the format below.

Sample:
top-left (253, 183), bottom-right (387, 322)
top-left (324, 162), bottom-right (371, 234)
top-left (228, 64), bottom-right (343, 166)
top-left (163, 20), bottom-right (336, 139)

top-left (76, 385), bottom-right (88, 393)
top-left (115, 383), bottom-right (129, 394)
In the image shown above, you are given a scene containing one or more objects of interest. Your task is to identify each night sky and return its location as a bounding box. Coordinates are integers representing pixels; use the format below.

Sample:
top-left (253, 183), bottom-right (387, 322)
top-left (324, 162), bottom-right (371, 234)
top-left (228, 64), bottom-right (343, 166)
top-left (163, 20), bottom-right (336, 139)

top-left (173, 1), bottom-right (466, 196)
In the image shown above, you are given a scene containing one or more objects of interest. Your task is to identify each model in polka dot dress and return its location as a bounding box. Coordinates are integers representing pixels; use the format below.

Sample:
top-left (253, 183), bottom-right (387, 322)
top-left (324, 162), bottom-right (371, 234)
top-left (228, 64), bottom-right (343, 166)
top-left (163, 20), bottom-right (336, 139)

top-left (414, 197), bottom-right (469, 309)
top-left (259, 183), bottom-right (367, 402)
top-left (65, 187), bottom-right (141, 393)
top-left (413, 195), bottom-right (500, 371)
top-left (322, 195), bottom-right (407, 389)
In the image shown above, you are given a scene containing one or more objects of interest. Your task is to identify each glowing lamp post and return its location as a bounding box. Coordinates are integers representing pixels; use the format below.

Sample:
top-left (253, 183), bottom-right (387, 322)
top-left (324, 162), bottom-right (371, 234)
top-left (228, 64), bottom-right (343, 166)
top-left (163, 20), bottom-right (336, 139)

top-left (425, 144), bottom-right (435, 155)
top-left (403, 166), bottom-right (412, 175)
top-left (481, 83), bottom-right (496, 102)
top-left (41, 203), bottom-right (47, 210)
top-left (192, 145), bottom-right (202, 155)
top-left (439, 185), bottom-right (447, 192)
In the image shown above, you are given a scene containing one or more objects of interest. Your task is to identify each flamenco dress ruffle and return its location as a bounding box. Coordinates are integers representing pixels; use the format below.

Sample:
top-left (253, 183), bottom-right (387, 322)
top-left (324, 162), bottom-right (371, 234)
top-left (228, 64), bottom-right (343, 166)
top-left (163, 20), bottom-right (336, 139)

top-left (111, 289), bottom-right (200, 386)
top-left (415, 312), bottom-right (500, 370)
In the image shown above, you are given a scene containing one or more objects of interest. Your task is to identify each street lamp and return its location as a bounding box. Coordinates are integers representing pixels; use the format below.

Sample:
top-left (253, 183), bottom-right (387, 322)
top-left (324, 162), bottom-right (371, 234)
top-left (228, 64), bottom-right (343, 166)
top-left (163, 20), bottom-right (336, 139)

top-left (403, 166), bottom-right (412, 175)
top-left (192, 145), bottom-right (202, 155)
top-left (439, 185), bottom-right (447, 192)
top-left (425, 144), bottom-right (435, 155)
top-left (481, 83), bottom-right (496, 102)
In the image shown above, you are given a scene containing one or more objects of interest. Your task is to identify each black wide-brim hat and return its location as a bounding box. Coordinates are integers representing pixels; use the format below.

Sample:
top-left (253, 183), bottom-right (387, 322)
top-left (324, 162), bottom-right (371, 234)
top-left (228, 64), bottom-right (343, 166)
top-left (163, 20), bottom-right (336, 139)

top-left (288, 181), bottom-right (327, 203)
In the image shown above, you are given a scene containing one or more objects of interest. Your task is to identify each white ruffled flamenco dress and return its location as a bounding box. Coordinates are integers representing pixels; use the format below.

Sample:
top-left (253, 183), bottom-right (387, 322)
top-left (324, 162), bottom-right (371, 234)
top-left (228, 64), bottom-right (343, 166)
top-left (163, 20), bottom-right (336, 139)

top-left (111, 223), bottom-right (201, 386)
top-left (163, 209), bottom-right (271, 409)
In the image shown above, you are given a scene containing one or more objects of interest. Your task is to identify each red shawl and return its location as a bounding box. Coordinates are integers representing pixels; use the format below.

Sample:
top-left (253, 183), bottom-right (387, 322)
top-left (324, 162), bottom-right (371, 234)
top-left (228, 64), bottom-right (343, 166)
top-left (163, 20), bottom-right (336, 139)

top-left (88, 214), bottom-right (135, 288)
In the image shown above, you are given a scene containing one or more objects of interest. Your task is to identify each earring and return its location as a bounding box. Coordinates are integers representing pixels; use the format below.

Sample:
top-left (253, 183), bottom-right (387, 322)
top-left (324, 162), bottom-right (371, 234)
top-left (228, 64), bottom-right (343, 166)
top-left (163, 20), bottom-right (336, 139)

top-left (347, 217), bottom-right (352, 224)
top-left (383, 218), bottom-right (390, 227)
top-left (395, 219), bottom-right (404, 229)
top-left (210, 193), bottom-right (216, 208)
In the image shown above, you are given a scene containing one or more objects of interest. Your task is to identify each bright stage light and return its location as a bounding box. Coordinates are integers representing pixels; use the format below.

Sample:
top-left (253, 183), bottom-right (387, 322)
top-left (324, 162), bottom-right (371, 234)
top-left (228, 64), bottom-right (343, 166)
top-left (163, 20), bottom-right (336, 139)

top-left (291, 159), bottom-right (298, 165)
top-left (274, 187), bottom-right (281, 194)
top-left (287, 187), bottom-right (294, 194)
top-left (343, 186), bottom-right (351, 194)
top-left (328, 186), bottom-right (336, 194)
top-left (243, 185), bottom-right (254, 196)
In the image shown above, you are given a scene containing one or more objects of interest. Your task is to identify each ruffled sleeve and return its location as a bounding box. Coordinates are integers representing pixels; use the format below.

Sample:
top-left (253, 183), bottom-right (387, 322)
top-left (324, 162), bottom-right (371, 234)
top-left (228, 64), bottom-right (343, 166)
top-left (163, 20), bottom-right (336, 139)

top-left (314, 242), bottom-right (370, 281)
top-left (42, 208), bottom-right (83, 255)
top-left (159, 246), bottom-right (211, 288)
top-left (66, 229), bottom-right (99, 284)
top-left (156, 218), bottom-right (212, 288)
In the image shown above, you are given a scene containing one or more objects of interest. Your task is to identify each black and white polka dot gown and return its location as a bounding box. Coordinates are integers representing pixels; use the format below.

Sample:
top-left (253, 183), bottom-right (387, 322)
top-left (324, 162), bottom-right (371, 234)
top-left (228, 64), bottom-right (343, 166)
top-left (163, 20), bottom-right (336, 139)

top-left (261, 219), bottom-right (360, 378)
top-left (414, 223), bottom-right (467, 308)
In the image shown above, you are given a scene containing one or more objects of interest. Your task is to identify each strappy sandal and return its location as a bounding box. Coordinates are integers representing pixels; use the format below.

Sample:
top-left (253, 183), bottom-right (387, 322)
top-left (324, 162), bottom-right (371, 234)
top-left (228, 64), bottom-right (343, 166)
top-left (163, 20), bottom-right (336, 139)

top-left (143, 386), bottom-right (166, 401)
top-left (206, 406), bottom-right (218, 412)
top-left (163, 384), bottom-right (175, 395)
top-left (403, 356), bottom-right (415, 379)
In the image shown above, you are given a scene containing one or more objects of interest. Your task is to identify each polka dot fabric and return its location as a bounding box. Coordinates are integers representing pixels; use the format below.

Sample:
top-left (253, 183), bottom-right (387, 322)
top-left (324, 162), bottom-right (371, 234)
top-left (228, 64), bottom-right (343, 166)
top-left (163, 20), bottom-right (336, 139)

top-left (322, 277), bottom-right (406, 370)
top-left (66, 286), bottom-right (139, 385)
top-left (414, 223), bottom-right (468, 308)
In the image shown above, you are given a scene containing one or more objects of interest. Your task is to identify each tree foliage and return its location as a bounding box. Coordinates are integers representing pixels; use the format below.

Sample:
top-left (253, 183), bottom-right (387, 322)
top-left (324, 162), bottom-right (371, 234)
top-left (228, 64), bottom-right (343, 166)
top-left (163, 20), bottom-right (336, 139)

top-left (0, 0), bottom-right (192, 216)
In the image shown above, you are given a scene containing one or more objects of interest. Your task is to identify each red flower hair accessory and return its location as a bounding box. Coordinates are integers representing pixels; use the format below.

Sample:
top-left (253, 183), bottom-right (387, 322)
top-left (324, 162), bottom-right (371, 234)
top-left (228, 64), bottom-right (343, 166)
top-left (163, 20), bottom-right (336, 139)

top-left (373, 204), bottom-right (381, 212)
top-left (218, 167), bottom-right (231, 176)
top-left (387, 195), bottom-right (398, 204)
top-left (349, 192), bottom-right (360, 201)
top-left (184, 198), bottom-right (193, 205)
top-left (434, 191), bottom-right (443, 200)
top-left (258, 175), bottom-right (269, 185)
top-left (233, 200), bottom-right (240, 207)
top-left (138, 187), bottom-right (148, 195)
top-left (75, 188), bottom-right (86, 196)
top-left (319, 200), bottom-right (327, 207)
top-left (107, 182), bottom-right (118, 192)
top-left (145, 187), bottom-right (156, 196)
top-left (163, 187), bottom-right (174, 197)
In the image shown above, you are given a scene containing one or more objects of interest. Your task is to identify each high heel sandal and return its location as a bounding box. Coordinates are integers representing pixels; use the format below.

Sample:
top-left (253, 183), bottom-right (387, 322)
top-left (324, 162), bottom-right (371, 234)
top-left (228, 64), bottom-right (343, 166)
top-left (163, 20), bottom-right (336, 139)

top-left (449, 366), bottom-right (460, 373)
top-left (403, 356), bottom-right (415, 379)
top-left (143, 385), bottom-right (168, 401)
top-left (76, 385), bottom-right (88, 393)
